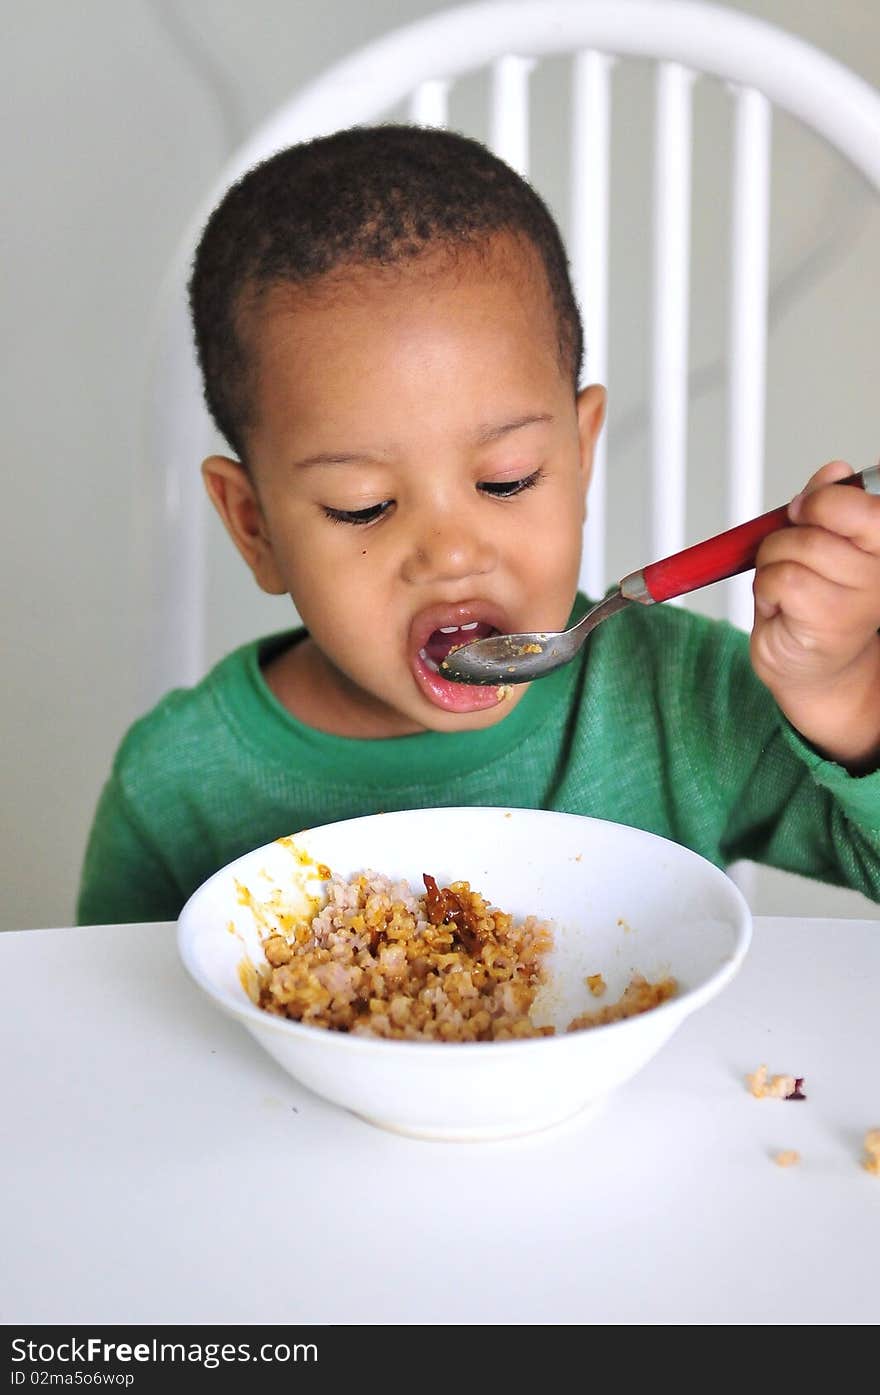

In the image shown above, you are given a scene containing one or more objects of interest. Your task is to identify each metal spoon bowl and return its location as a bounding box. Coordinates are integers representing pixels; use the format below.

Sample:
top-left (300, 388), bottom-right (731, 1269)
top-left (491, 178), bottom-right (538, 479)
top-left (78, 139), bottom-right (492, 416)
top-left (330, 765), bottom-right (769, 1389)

top-left (440, 590), bottom-right (631, 684)
top-left (441, 465), bottom-right (879, 686)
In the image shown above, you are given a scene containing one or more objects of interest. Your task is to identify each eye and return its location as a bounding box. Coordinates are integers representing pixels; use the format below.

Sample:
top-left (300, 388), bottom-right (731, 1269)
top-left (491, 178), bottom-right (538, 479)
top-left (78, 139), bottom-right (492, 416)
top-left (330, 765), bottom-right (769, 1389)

top-left (323, 501), bottom-right (393, 526)
top-left (478, 468), bottom-right (544, 499)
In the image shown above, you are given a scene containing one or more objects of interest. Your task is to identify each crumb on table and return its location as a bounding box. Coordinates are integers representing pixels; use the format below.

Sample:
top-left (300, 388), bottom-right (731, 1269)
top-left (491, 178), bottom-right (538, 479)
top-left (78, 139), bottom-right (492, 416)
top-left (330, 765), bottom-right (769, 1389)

top-left (863, 1128), bottom-right (880, 1177)
top-left (774, 1150), bottom-right (800, 1168)
top-left (745, 1064), bottom-right (806, 1100)
top-left (586, 973), bottom-right (606, 997)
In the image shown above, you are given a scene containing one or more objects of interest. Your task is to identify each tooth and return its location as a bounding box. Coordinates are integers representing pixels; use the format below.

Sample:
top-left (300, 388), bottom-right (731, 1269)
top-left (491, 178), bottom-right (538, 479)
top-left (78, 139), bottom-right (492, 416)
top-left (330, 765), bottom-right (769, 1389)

top-left (439, 625), bottom-right (459, 634)
top-left (460, 621), bottom-right (479, 630)
top-left (419, 648), bottom-right (440, 673)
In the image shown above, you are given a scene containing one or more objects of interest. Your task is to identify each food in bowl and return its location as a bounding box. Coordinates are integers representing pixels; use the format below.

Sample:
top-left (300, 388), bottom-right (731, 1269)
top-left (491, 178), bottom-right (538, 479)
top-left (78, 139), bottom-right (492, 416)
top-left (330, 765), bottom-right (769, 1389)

top-left (256, 870), bottom-right (552, 1041)
top-left (567, 972), bottom-right (676, 1029)
top-left (177, 808), bottom-right (752, 1140)
top-left (244, 866), bottom-right (677, 1043)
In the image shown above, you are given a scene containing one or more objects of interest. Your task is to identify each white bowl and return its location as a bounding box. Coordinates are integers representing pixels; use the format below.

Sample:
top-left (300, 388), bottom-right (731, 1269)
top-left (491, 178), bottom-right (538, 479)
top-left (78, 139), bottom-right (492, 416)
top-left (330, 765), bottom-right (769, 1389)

top-left (177, 808), bottom-right (751, 1141)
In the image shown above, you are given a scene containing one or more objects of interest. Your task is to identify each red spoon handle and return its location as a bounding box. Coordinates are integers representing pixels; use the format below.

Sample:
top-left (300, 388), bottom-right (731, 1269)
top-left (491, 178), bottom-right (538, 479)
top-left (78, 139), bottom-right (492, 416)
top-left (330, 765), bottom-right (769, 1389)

top-left (639, 466), bottom-right (877, 605)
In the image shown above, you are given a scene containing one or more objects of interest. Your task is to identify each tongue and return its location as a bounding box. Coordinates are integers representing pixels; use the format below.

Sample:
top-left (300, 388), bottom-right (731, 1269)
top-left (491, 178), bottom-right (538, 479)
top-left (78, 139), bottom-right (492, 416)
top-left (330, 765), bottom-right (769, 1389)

top-left (424, 623), bottom-right (496, 664)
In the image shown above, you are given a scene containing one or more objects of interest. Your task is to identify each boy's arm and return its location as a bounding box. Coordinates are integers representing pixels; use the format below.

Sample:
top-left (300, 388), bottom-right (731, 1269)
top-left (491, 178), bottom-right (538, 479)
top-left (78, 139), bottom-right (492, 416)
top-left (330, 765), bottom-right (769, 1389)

top-left (77, 772), bottom-right (184, 926)
top-left (652, 612), bottom-right (880, 899)
top-left (751, 460), bottom-right (880, 773)
top-left (717, 716), bottom-right (880, 897)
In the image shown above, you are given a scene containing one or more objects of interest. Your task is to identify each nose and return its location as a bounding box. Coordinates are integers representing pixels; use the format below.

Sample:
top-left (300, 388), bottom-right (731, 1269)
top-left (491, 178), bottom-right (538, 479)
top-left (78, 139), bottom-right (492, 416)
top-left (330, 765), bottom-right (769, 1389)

top-left (400, 505), bottom-right (498, 586)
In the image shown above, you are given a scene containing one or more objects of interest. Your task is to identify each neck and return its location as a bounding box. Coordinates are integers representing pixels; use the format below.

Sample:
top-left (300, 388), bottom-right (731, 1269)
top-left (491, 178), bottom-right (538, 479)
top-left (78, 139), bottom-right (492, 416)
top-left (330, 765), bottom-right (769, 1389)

top-left (262, 636), bottom-right (424, 739)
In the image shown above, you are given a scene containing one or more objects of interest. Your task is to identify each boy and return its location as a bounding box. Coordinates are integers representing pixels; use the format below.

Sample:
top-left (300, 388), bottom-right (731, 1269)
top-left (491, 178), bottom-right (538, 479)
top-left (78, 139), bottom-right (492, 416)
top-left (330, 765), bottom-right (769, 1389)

top-left (77, 125), bottom-right (880, 924)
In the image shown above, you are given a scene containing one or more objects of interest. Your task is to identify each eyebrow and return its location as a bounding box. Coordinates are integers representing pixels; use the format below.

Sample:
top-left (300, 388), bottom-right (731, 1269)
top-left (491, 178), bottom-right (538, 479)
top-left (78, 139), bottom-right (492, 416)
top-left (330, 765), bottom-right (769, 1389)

top-left (292, 414), bottom-right (554, 469)
top-left (474, 413), bottom-right (554, 445)
top-left (292, 450), bottom-right (378, 469)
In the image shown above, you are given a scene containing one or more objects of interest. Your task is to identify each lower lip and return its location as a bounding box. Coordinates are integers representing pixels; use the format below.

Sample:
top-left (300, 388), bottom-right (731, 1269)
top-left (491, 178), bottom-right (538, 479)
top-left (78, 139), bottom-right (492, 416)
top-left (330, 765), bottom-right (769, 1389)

top-left (411, 649), bottom-right (507, 712)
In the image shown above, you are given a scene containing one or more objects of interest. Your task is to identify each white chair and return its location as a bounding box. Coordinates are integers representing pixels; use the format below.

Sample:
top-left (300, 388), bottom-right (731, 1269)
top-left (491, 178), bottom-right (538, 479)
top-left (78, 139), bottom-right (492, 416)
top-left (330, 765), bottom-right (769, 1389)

top-left (141, 0), bottom-right (880, 709)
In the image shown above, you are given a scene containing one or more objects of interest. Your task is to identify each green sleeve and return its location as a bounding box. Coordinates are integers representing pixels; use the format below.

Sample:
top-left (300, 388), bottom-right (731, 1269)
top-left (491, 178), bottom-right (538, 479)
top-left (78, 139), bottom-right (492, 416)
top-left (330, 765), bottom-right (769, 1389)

top-left (682, 621), bottom-right (880, 900)
top-left (76, 772), bottom-right (185, 925)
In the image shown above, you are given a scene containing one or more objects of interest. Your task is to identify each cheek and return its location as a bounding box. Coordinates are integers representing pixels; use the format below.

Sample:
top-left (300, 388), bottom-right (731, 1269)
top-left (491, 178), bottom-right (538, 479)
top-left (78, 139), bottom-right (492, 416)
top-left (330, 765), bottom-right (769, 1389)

top-left (263, 499), bottom-right (339, 579)
top-left (523, 486), bottom-right (584, 557)
top-left (278, 526), bottom-right (386, 626)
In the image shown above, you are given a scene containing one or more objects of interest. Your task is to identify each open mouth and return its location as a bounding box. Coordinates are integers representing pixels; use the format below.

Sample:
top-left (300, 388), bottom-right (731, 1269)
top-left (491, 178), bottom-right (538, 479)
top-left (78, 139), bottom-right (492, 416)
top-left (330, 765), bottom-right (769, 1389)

top-left (419, 619), bottom-right (498, 673)
top-left (410, 607), bottom-right (511, 713)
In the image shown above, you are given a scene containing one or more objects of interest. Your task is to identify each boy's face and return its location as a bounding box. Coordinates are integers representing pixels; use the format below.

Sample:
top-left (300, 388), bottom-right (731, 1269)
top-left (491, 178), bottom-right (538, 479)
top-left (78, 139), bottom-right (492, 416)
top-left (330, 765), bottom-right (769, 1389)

top-left (204, 235), bottom-right (605, 738)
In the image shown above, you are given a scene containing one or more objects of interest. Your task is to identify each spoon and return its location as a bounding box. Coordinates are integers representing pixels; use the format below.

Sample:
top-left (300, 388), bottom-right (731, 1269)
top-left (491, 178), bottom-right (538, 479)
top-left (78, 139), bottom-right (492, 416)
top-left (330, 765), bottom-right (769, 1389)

top-left (441, 464), bottom-right (880, 685)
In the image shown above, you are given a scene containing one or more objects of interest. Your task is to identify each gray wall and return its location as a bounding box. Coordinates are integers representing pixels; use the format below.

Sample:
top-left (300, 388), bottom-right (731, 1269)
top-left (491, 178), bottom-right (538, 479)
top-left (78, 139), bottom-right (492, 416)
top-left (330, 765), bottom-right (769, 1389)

top-left (3, 0), bottom-right (879, 929)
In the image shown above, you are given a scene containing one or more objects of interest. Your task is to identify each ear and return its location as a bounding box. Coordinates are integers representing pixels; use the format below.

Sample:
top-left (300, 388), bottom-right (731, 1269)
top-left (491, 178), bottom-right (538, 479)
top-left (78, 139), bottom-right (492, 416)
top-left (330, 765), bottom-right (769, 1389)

top-left (575, 384), bottom-right (607, 516)
top-left (201, 455), bottom-right (287, 595)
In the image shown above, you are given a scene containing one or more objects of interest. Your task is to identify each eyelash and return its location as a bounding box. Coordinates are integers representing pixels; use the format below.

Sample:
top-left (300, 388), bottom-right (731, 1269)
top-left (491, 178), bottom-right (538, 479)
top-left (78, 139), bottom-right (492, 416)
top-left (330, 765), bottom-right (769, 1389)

top-left (323, 501), bottom-right (393, 527)
top-left (478, 468), bottom-right (543, 499)
top-left (323, 469), bottom-right (544, 526)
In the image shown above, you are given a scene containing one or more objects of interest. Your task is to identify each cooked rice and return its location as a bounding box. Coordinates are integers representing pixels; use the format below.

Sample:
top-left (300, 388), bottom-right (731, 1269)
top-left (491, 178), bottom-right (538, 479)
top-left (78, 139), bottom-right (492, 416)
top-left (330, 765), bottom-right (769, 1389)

top-left (568, 972), bottom-right (677, 1028)
top-left (257, 871), bottom-right (553, 1041)
top-left (255, 871), bottom-right (676, 1042)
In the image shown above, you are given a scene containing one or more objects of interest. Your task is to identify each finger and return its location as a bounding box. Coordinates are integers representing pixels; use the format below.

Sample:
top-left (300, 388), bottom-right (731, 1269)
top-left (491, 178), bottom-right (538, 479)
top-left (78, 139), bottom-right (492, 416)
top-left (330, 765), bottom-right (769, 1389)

top-left (800, 459), bottom-right (855, 495)
top-left (753, 559), bottom-right (878, 634)
top-left (788, 479), bottom-right (880, 555)
top-left (788, 460), bottom-right (855, 522)
top-left (756, 523), bottom-right (880, 591)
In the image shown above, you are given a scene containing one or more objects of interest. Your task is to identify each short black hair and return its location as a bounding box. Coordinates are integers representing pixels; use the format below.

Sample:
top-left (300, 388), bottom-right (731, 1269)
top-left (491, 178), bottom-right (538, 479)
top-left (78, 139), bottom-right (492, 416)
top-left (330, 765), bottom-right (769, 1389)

top-left (188, 123), bottom-right (584, 461)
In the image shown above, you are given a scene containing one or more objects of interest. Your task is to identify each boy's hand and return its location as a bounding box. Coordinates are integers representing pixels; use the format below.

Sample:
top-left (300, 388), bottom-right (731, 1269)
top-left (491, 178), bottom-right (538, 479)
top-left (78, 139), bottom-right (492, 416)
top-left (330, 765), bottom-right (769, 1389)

top-left (751, 460), bottom-right (880, 772)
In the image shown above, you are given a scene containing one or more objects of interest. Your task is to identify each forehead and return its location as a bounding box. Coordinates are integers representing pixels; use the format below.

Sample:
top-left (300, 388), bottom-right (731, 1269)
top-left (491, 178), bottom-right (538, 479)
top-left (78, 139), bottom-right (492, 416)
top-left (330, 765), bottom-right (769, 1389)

top-left (243, 233), bottom-right (564, 414)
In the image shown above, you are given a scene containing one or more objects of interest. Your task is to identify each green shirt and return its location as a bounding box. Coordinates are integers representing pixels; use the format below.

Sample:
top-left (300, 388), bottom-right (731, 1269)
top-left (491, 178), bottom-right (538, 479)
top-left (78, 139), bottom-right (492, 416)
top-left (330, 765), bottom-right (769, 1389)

top-left (77, 595), bottom-right (880, 924)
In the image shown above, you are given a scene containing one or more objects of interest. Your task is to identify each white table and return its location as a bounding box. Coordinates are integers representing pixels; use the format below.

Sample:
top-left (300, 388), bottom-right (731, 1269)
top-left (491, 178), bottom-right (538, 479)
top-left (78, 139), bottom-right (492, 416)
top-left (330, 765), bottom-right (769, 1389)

top-left (2, 915), bottom-right (878, 1326)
